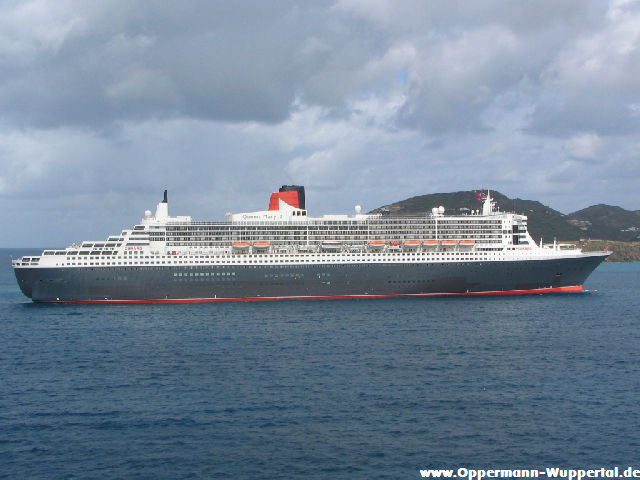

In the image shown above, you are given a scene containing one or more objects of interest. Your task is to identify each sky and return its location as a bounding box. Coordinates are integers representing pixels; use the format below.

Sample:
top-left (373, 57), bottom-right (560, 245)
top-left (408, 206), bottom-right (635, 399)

top-left (2, 0), bottom-right (640, 247)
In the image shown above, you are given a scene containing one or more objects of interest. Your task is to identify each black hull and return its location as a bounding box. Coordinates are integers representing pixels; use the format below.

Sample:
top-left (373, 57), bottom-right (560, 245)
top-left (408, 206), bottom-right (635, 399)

top-left (14, 255), bottom-right (607, 303)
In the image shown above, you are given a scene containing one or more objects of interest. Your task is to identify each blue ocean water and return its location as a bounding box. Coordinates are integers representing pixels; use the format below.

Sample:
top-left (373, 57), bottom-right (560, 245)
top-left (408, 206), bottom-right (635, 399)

top-left (1, 249), bottom-right (639, 479)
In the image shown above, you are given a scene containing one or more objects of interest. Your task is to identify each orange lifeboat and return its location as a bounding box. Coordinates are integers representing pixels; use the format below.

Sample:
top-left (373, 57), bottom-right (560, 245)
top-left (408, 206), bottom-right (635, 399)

top-left (232, 242), bottom-right (251, 251)
top-left (368, 240), bottom-right (385, 250)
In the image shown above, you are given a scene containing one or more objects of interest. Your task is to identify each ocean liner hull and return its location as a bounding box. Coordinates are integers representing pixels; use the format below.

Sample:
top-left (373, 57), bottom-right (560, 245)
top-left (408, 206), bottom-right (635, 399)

top-left (15, 254), bottom-right (606, 303)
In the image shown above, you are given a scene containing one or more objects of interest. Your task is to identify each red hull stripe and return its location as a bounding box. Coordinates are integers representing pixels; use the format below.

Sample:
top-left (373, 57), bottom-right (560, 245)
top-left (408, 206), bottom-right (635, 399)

top-left (52, 285), bottom-right (584, 304)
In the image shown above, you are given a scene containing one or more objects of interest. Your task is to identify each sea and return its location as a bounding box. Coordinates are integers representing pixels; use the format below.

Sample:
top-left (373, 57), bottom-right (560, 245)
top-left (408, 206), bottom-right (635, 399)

top-left (1, 248), bottom-right (639, 480)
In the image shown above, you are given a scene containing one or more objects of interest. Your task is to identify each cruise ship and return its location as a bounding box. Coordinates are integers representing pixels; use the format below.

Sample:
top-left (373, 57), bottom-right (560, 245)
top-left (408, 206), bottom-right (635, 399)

top-left (13, 186), bottom-right (608, 303)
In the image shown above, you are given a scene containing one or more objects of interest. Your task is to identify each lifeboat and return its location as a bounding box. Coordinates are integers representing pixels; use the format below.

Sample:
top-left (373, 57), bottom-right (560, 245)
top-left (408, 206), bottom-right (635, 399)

top-left (368, 240), bottom-right (385, 250)
top-left (232, 242), bottom-right (251, 252)
top-left (423, 240), bottom-right (439, 247)
top-left (253, 241), bottom-right (271, 250)
top-left (459, 240), bottom-right (475, 247)
top-left (403, 240), bottom-right (421, 246)
top-left (441, 240), bottom-right (457, 246)
top-left (403, 240), bottom-right (421, 250)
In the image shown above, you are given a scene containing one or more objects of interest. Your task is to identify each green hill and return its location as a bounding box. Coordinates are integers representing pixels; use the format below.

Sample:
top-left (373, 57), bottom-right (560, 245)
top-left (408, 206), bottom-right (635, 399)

top-left (567, 205), bottom-right (640, 241)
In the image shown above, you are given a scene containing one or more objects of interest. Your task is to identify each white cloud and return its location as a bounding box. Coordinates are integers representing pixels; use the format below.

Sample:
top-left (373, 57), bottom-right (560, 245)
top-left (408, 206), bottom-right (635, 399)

top-left (0, 0), bottom-right (87, 57)
top-left (565, 133), bottom-right (603, 161)
top-left (399, 24), bottom-right (524, 133)
top-left (546, 4), bottom-right (640, 89)
top-left (530, 0), bottom-right (640, 135)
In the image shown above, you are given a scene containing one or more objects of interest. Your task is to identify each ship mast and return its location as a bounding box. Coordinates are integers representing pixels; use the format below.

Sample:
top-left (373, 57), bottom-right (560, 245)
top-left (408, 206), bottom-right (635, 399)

top-left (482, 191), bottom-right (495, 216)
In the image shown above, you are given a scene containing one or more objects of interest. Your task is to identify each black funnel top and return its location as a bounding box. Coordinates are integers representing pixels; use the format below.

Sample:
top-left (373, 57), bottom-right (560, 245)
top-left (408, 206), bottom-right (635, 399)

top-left (279, 185), bottom-right (305, 209)
top-left (162, 190), bottom-right (168, 203)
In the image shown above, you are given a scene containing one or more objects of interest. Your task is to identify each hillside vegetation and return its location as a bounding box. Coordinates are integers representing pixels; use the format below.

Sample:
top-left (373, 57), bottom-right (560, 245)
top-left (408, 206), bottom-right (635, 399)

top-left (568, 205), bottom-right (640, 241)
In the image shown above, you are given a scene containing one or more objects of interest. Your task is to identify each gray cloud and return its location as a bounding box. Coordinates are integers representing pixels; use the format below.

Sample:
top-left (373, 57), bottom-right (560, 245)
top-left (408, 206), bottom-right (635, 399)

top-left (0, 0), bottom-right (630, 134)
top-left (0, 0), bottom-right (328, 127)
top-left (1, 0), bottom-right (640, 247)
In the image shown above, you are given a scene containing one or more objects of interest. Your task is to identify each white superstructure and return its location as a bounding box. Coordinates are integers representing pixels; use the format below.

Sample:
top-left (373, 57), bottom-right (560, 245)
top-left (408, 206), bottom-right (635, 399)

top-left (12, 190), bottom-right (589, 270)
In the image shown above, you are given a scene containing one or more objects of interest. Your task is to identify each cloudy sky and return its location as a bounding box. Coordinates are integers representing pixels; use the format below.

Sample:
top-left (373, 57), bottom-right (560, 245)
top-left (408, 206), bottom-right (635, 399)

top-left (2, 0), bottom-right (640, 247)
